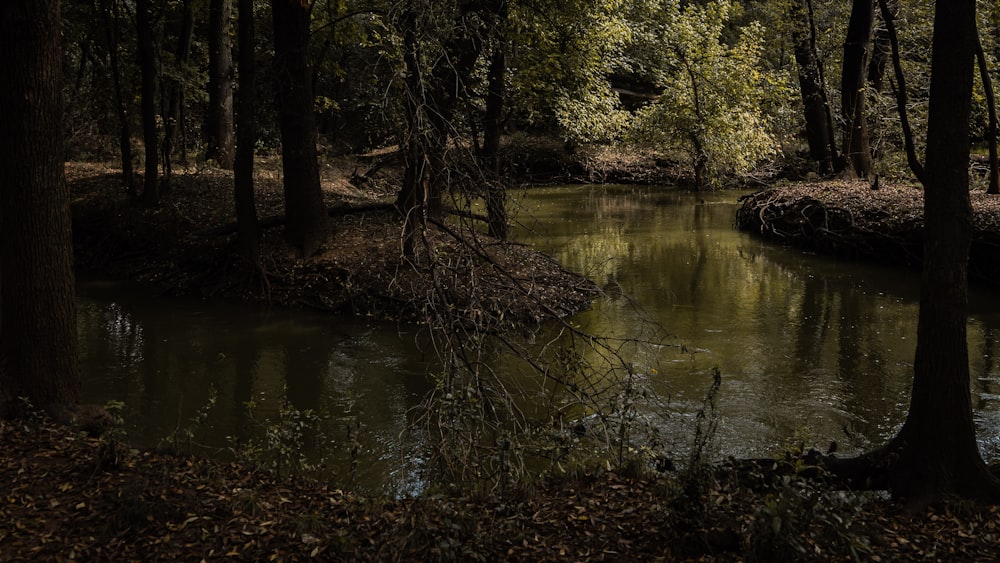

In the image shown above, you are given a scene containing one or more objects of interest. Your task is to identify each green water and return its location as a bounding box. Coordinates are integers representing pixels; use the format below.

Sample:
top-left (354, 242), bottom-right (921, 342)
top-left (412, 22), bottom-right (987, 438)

top-left (77, 185), bottom-right (1000, 494)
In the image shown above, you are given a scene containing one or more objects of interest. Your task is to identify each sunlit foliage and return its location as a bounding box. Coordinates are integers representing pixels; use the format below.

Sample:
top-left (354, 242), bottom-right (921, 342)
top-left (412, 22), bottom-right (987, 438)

top-left (628, 0), bottom-right (779, 188)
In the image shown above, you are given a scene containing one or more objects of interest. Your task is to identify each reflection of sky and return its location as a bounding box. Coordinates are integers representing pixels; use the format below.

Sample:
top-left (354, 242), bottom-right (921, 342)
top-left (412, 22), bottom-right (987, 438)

top-left (515, 185), bottom-right (1000, 462)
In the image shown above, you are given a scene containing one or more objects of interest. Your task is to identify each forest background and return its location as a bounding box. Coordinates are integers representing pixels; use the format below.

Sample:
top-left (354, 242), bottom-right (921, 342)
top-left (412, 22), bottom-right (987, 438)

top-left (4, 0), bottom-right (1000, 559)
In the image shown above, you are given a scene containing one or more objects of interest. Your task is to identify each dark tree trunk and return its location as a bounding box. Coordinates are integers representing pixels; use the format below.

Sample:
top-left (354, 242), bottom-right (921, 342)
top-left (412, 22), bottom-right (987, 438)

top-left (0, 0), bottom-right (81, 418)
top-left (136, 0), bottom-right (161, 204)
top-left (841, 0), bottom-right (874, 178)
top-left (271, 0), bottom-right (327, 257)
top-left (866, 0), bottom-right (894, 93)
top-left (829, 0), bottom-right (1000, 504)
top-left (164, 0), bottom-right (195, 169)
top-left (790, 0), bottom-right (837, 175)
top-left (207, 0), bottom-right (235, 169)
top-left (235, 0), bottom-right (259, 261)
top-left (878, 0), bottom-right (924, 184)
top-left (395, 1), bottom-right (486, 254)
top-left (977, 34), bottom-right (1000, 195)
top-left (99, 0), bottom-right (136, 195)
top-left (482, 0), bottom-right (508, 240)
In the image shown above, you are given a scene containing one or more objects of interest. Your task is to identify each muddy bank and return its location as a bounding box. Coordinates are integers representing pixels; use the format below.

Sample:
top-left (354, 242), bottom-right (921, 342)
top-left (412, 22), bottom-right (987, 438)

top-left (735, 180), bottom-right (1000, 286)
top-left (68, 162), bottom-right (598, 329)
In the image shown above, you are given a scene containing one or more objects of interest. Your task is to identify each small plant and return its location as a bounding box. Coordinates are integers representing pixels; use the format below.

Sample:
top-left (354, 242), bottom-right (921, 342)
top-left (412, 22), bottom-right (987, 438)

top-left (162, 386), bottom-right (218, 455)
top-left (230, 398), bottom-right (328, 479)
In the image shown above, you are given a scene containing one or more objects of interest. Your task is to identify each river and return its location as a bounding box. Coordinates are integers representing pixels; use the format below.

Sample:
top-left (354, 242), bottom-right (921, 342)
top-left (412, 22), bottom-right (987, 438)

top-left (77, 184), bottom-right (1000, 495)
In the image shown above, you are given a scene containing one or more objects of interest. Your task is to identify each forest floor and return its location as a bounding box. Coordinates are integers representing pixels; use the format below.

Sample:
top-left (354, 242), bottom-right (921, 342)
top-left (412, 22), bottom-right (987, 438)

top-left (4, 156), bottom-right (997, 560)
top-left (4, 417), bottom-right (1000, 561)
top-left (736, 178), bottom-right (1000, 286)
top-left (68, 154), bottom-right (599, 329)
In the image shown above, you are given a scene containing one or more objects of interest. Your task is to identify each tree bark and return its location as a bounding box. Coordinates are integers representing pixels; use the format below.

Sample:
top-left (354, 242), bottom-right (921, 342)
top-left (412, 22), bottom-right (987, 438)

top-left (790, 0), bottom-right (837, 175)
top-left (878, 0), bottom-right (924, 184)
top-left (207, 0), bottom-right (236, 169)
top-left (482, 0), bottom-right (508, 240)
top-left (829, 0), bottom-right (1000, 504)
top-left (866, 0), bottom-right (894, 93)
top-left (164, 0), bottom-right (195, 171)
top-left (977, 33), bottom-right (1000, 195)
top-left (841, 0), bottom-right (874, 178)
top-left (136, 0), bottom-right (161, 204)
top-left (99, 0), bottom-right (135, 195)
top-left (271, 0), bottom-right (328, 257)
top-left (235, 0), bottom-right (259, 261)
top-left (0, 0), bottom-right (81, 418)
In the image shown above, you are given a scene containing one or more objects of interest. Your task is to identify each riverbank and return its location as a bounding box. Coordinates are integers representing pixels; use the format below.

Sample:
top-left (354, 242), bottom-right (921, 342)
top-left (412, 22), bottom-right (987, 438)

top-left (68, 159), bottom-right (598, 329)
top-left (4, 418), bottom-right (1000, 560)
top-left (736, 180), bottom-right (1000, 285)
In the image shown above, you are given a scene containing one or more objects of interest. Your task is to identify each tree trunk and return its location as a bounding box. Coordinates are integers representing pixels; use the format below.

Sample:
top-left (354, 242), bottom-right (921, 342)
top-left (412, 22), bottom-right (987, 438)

top-left (395, 1), bottom-right (486, 254)
top-left (790, 0), bottom-right (836, 175)
top-left (235, 0), bottom-right (259, 261)
top-left (271, 0), bottom-right (328, 257)
top-left (136, 0), bottom-right (160, 204)
top-left (841, 0), bottom-right (874, 178)
top-left (977, 33), bottom-right (1000, 195)
top-left (0, 0), bottom-right (81, 418)
top-left (866, 0), bottom-right (894, 93)
top-left (828, 0), bottom-right (1000, 504)
top-left (207, 0), bottom-right (235, 169)
top-left (878, 0), bottom-right (924, 184)
top-left (164, 0), bottom-right (195, 169)
top-left (99, 0), bottom-right (136, 195)
top-left (482, 1), bottom-right (508, 240)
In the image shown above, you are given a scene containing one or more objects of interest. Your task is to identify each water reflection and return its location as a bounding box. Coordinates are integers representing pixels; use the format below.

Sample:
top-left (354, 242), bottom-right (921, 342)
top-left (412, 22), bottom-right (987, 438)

top-left (515, 185), bottom-right (1000, 460)
top-left (77, 185), bottom-right (1000, 495)
top-left (77, 281), bottom-right (433, 496)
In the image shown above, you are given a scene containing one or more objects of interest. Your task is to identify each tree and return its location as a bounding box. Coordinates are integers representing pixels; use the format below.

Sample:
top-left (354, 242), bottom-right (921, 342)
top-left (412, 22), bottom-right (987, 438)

top-left (207, 0), bottom-right (236, 168)
top-left (0, 0), bottom-right (81, 418)
top-left (829, 0), bottom-right (1000, 503)
top-left (789, 0), bottom-right (838, 175)
top-left (136, 0), bottom-right (161, 203)
top-left (98, 0), bottom-right (136, 195)
top-left (394, 0), bottom-right (490, 257)
top-left (628, 0), bottom-right (777, 190)
top-left (235, 0), bottom-right (260, 260)
top-left (841, 0), bottom-right (874, 178)
top-left (509, 0), bottom-right (630, 145)
top-left (163, 0), bottom-right (197, 172)
top-left (271, 0), bottom-right (328, 257)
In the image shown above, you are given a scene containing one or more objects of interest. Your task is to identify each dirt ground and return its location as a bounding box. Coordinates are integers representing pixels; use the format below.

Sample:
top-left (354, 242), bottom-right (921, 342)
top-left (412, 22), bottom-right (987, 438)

top-left (68, 158), bottom-right (598, 329)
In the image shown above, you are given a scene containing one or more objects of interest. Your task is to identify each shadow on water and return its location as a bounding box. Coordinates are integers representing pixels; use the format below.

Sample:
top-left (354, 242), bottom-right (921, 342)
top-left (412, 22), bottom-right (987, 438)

top-left (77, 184), bottom-right (1000, 494)
top-left (77, 279), bottom-right (435, 496)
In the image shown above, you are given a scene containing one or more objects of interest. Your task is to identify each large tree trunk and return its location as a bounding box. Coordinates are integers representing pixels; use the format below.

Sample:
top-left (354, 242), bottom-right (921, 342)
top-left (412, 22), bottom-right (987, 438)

top-left (790, 0), bottom-right (837, 175)
top-left (841, 0), bottom-right (874, 178)
top-left (234, 0), bottom-right (259, 261)
top-left (0, 0), bottom-right (81, 418)
top-left (829, 0), bottom-right (1000, 504)
top-left (136, 0), bottom-right (161, 204)
top-left (207, 0), bottom-right (235, 169)
top-left (271, 0), bottom-right (327, 257)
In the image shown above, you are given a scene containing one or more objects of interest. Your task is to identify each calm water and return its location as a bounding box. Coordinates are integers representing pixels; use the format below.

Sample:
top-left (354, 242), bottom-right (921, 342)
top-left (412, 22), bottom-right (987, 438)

top-left (78, 185), bottom-right (1000, 494)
